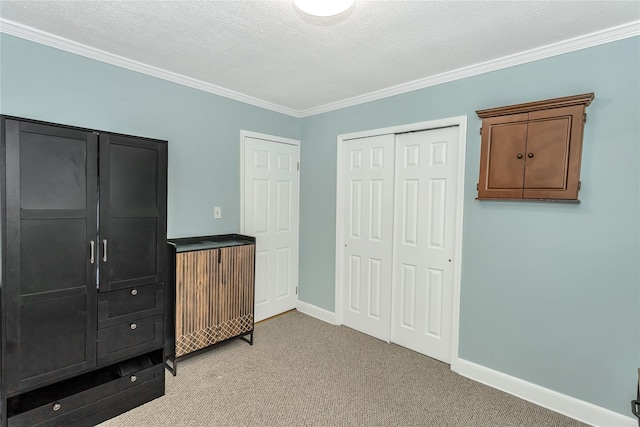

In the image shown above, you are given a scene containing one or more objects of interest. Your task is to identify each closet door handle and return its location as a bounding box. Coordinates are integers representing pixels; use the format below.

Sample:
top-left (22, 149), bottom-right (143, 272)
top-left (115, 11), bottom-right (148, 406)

top-left (102, 239), bottom-right (108, 262)
top-left (90, 240), bottom-right (95, 264)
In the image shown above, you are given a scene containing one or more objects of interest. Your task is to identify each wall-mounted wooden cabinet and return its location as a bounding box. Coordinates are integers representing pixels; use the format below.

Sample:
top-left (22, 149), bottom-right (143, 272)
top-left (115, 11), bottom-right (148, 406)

top-left (476, 93), bottom-right (594, 201)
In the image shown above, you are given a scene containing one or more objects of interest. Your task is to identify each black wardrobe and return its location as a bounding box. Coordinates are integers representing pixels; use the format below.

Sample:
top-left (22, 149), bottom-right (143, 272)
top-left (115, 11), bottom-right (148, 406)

top-left (0, 116), bottom-right (167, 426)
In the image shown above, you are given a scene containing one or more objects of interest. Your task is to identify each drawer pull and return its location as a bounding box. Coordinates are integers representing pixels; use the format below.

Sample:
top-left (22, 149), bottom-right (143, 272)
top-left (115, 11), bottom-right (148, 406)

top-left (131, 288), bottom-right (138, 296)
top-left (130, 375), bottom-right (137, 383)
top-left (52, 403), bottom-right (61, 411)
top-left (130, 323), bottom-right (137, 330)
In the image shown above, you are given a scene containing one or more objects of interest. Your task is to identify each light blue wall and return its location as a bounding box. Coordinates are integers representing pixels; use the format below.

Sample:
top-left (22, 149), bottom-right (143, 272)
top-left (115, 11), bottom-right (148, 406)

top-left (1, 31), bottom-right (638, 418)
top-left (0, 34), bottom-right (301, 238)
top-left (299, 36), bottom-right (639, 416)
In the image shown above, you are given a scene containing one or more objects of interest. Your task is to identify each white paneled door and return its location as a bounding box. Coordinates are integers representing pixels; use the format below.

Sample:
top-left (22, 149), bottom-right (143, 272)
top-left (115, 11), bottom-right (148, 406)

top-left (243, 135), bottom-right (299, 322)
top-left (342, 135), bottom-right (395, 341)
top-left (340, 126), bottom-right (459, 363)
top-left (391, 127), bottom-right (459, 363)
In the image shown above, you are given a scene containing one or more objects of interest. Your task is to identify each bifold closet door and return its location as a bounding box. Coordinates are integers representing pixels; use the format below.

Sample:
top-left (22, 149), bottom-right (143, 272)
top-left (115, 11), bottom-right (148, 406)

top-left (341, 127), bottom-right (459, 364)
top-left (342, 134), bottom-right (394, 342)
top-left (391, 127), bottom-right (459, 363)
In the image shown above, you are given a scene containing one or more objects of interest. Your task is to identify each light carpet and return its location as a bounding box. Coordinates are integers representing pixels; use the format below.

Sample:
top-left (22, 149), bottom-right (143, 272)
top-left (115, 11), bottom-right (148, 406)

top-left (99, 310), bottom-right (588, 426)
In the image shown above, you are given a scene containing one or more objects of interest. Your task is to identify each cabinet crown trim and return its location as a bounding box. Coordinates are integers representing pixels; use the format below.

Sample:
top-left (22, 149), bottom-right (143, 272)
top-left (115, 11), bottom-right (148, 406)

top-left (476, 93), bottom-right (595, 118)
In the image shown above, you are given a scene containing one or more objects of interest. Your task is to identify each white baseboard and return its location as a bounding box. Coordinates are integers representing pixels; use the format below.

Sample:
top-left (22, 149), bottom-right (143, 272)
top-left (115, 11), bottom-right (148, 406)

top-left (296, 300), bottom-right (337, 325)
top-left (454, 358), bottom-right (637, 427)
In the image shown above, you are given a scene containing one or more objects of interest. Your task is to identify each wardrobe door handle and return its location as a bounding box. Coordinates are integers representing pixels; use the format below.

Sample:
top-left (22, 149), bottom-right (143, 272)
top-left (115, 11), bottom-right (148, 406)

top-left (90, 240), bottom-right (95, 264)
top-left (102, 239), bottom-right (108, 262)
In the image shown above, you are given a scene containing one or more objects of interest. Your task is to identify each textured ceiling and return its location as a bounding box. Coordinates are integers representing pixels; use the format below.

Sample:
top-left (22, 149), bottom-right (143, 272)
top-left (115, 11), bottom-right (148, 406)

top-left (1, 1), bottom-right (639, 114)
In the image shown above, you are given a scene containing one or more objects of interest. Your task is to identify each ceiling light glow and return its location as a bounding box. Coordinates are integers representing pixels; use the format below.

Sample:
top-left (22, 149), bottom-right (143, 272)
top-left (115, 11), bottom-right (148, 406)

top-left (294, 0), bottom-right (355, 17)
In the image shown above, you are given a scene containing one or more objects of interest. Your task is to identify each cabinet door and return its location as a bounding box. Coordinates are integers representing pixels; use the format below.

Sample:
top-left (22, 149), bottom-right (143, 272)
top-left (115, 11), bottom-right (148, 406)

top-left (4, 120), bottom-right (97, 393)
top-left (523, 105), bottom-right (584, 199)
top-left (174, 249), bottom-right (219, 358)
top-left (217, 244), bottom-right (255, 341)
top-left (98, 134), bottom-right (167, 292)
top-left (478, 113), bottom-right (528, 199)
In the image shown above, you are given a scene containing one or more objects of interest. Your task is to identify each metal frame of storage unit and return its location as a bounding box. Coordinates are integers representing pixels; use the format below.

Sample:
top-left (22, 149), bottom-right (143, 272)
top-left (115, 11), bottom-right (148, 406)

top-left (165, 234), bottom-right (255, 375)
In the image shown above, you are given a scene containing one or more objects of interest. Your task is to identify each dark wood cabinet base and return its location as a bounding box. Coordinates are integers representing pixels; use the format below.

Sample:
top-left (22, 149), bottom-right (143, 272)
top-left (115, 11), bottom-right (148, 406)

top-left (6, 350), bottom-right (164, 427)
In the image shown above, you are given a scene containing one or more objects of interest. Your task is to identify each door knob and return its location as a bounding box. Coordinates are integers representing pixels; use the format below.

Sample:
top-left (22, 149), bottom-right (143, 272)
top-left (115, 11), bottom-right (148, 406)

top-left (528, 153), bottom-right (534, 158)
top-left (517, 154), bottom-right (523, 159)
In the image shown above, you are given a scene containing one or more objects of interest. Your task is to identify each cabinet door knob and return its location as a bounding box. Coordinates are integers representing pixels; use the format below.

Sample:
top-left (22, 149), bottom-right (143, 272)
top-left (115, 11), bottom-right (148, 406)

top-left (517, 154), bottom-right (523, 159)
top-left (130, 323), bottom-right (137, 330)
top-left (130, 375), bottom-right (137, 382)
top-left (528, 153), bottom-right (534, 158)
top-left (131, 289), bottom-right (138, 296)
top-left (52, 403), bottom-right (61, 411)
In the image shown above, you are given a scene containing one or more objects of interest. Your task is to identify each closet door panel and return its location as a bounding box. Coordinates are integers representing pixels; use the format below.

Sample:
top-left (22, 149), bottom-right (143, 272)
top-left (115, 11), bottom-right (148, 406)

top-left (391, 127), bottom-right (459, 364)
top-left (4, 119), bottom-right (97, 393)
top-left (99, 134), bottom-right (167, 292)
top-left (341, 134), bottom-right (394, 342)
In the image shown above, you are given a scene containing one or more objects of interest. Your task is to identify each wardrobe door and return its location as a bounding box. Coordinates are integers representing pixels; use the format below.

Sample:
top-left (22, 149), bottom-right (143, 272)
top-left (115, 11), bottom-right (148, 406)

top-left (98, 134), bottom-right (167, 292)
top-left (4, 119), bottom-right (97, 393)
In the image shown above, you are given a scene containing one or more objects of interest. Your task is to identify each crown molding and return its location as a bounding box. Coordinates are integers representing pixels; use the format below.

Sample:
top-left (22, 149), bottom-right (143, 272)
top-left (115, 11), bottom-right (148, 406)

top-left (298, 20), bottom-right (640, 117)
top-left (1, 18), bottom-right (638, 119)
top-left (0, 19), bottom-right (301, 118)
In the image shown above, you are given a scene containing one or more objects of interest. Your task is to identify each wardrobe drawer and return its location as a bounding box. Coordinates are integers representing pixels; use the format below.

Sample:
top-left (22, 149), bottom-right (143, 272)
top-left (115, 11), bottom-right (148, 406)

top-left (7, 362), bottom-right (163, 427)
top-left (98, 283), bottom-right (164, 328)
top-left (97, 315), bottom-right (163, 365)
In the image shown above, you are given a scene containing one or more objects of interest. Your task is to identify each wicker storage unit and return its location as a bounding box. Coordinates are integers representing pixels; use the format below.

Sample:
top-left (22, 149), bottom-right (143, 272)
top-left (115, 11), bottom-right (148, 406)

top-left (165, 235), bottom-right (255, 375)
